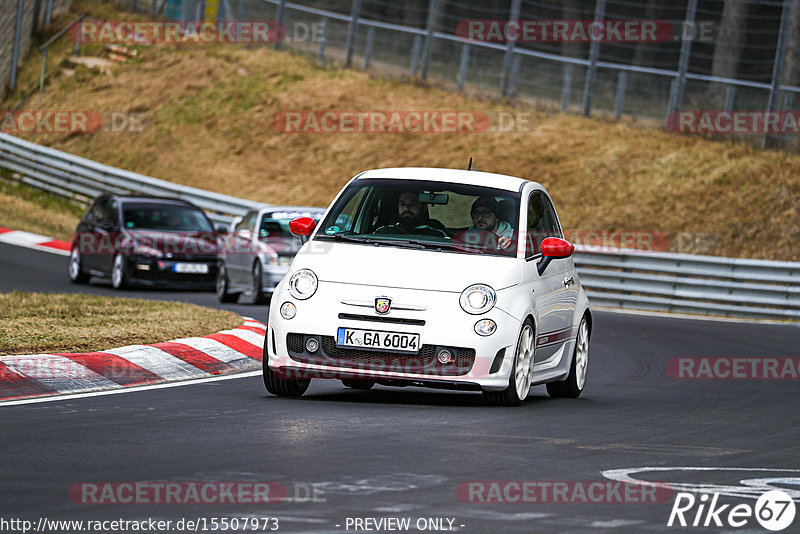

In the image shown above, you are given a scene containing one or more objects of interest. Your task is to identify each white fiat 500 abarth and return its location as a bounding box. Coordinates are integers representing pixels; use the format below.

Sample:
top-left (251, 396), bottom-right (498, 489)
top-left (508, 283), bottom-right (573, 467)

top-left (264, 167), bottom-right (591, 405)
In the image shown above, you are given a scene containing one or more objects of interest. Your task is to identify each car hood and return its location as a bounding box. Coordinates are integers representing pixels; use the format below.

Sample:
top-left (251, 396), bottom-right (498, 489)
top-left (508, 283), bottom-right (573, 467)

top-left (293, 240), bottom-right (521, 292)
top-left (130, 230), bottom-right (218, 256)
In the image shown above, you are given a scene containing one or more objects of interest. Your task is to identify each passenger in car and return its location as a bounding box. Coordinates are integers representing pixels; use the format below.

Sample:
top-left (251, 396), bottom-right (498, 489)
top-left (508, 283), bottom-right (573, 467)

top-left (469, 196), bottom-right (514, 250)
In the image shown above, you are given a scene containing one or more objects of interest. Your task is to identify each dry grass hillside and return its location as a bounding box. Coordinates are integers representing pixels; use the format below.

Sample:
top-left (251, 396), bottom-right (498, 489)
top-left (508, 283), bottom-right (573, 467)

top-left (4, 0), bottom-right (798, 261)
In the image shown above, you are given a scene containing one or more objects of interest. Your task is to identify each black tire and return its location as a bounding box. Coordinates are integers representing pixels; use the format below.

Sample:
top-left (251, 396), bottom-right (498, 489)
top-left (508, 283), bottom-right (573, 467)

top-left (216, 263), bottom-right (240, 303)
top-left (483, 318), bottom-right (535, 406)
top-left (262, 344), bottom-right (311, 398)
top-left (68, 246), bottom-right (90, 284)
top-left (111, 253), bottom-right (128, 290)
top-left (341, 380), bottom-right (375, 390)
top-left (252, 261), bottom-right (270, 305)
top-left (546, 316), bottom-right (589, 399)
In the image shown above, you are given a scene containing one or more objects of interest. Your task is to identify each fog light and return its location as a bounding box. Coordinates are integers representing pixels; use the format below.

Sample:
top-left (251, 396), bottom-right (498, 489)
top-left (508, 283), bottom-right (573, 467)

top-left (437, 350), bottom-right (453, 364)
top-left (305, 338), bottom-right (319, 353)
top-left (280, 302), bottom-right (296, 320)
top-left (474, 319), bottom-right (497, 336)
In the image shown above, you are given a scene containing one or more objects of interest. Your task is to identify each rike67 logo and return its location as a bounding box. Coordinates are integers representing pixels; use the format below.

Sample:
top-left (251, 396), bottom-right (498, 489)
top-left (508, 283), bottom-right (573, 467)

top-left (668, 490), bottom-right (796, 531)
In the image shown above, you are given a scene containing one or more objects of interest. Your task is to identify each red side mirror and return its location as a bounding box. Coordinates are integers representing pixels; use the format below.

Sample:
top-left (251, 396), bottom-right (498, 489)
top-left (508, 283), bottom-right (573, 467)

top-left (289, 217), bottom-right (316, 237)
top-left (541, 237), bottom-right (575, 258)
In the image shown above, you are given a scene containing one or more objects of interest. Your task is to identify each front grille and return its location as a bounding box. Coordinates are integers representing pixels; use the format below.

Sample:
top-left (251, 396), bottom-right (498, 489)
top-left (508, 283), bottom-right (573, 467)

top-left (337, 313), bottom-right (426, 326)
top-left (285, 334), bottom-right (475, 376)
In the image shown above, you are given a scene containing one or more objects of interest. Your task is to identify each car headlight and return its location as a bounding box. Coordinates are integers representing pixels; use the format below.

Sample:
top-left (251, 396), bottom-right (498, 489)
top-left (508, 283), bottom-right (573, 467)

top-left (459, 284), bottom-right (496, 315)
top-left (288, 269), bottom-right (318, 300)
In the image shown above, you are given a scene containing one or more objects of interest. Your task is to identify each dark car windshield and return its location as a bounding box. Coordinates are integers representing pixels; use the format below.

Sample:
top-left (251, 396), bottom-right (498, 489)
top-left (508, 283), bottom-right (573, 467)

top-left (315, 179), bottom-right (520, 256)
top-left (123, 204), bottom-right (214, 232)
top-left (259, 210), bottom-right (324, 255)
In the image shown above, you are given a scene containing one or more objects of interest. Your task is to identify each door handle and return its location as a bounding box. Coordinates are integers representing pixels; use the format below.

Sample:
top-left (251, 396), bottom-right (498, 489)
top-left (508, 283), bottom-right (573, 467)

top-left (563, 275), bottom-right (575, 287)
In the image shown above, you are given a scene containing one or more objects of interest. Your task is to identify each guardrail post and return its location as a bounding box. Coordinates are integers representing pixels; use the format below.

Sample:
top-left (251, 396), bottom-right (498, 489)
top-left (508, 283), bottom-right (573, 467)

top-left (363, 26), bottom-right (375, 70)
top-left (410, 34), bottom-right (422, 75)
top-left (345, 0), bottom-right (361, 68)
top-left (561, 64), bottom-right (574, 112)
top-left (614, 70), bottom-right (627, 119)
top-left (9, 0), bottom-right (24, 91)
top-left (318, 17), bottom-right (328, 61)
top-left (666, 0), bottom-right (698, 126)
top-left (582, 0), bottom-right (606, 116)
top-left (724, 85), bottom-right (736, 112)
top-left (500, 0), bottom-right (521, 97)
top-left (274, 0), bottom-right (287, 49)
top-left (420, 0), bottom-right (440, 80)
top-left (764, 0), bottom-right (791, 149)
top-left (457, 43), bottom-right (470, 90)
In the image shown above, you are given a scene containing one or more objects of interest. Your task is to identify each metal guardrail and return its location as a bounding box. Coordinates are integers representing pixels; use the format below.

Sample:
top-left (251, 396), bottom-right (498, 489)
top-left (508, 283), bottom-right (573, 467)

top-left (1, 132), bottom-right (797, 321)
top-left (0, 133), bottom-right (263, 226)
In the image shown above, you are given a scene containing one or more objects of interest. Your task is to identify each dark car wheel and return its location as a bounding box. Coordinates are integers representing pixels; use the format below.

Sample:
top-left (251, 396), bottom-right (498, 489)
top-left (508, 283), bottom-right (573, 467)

top-left (252, 261), bottom-right (270, 305)
top-left (111, 253), bottom-right (128, 289)
top-left (216, 263), bottom-right (240, 303)
top-left (263, 357), bottom-right (310, 398)
top-left (68, 247), bottom-right (89, 284)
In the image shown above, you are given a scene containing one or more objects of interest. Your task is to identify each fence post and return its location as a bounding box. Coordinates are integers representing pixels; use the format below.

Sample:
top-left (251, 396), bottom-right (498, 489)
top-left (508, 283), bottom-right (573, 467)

top-left (666, 0), bottom-right (698, 125)
top-left (764, 0), bottom-right (792, 149)
top-left (39, 48), bottom-right (48, 92)
top-left (561, 64), bottom-right (574, 112)
top-left (9, 0), bottom-right (25, 91)
top-left (614, 70), bottom-right (627, 119)
top-left (45, 0), bottom-right (53, 26)
top-left (582, 0), bottom-right (606, 116)
top-left (724, 85), bottom-right (736, 112)
top-left (318, 17), bottom-right (328, 61)
top-left (274, 0), bottom-right (287, 49)
top-left (508, 53), bottom-right (521, 97)
top-left (457, 43), bottom-right (470, 90)
top-left (410, 34), bottom-right (422, 75)
top-left (363, 26), bottom-right (375, 70)
top-left (345, 0), bottom-right (362, 68)
top-left (420, 0), bottom-right (440, 80)
top-left (500, 0), bottom-right (521, 97)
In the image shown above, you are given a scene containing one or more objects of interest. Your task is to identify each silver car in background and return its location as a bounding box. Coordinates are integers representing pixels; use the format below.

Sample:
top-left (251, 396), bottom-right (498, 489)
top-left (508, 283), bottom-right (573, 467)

top-left (216, 206), bottom-right (326, 304)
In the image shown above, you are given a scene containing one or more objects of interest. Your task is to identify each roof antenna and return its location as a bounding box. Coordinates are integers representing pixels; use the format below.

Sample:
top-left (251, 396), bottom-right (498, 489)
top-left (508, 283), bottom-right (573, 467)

top-left (467, 157), bottom-right (473, 171)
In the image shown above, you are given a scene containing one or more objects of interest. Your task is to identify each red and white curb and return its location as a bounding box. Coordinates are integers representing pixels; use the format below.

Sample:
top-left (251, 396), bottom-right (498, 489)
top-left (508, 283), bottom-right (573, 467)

top-left (0, 318), bottom-right (266, 402)
top-left (0, 226), bottom-right (71, 255)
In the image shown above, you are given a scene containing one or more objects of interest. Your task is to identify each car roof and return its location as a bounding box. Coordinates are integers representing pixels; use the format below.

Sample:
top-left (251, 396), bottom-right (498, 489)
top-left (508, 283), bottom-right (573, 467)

top-left (258, 206), bottom-right (326, 215)
top-left (356, 167), bottom-right (538, 193)
top-left (112, 195), bottom-right (197, 207)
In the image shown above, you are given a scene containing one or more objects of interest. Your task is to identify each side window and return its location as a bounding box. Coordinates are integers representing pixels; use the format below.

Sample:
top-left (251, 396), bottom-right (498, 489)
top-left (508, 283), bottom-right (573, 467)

top-left (333, 188), bottom-right (367, 233)
top-left (89, 197), bottom-right (109, 224)
top-left (236, 212), bottom-right (257, 236)
top-left (525, 192), bottom-right (562, 257)
top-left (101, 199), bottom-right (119, 227)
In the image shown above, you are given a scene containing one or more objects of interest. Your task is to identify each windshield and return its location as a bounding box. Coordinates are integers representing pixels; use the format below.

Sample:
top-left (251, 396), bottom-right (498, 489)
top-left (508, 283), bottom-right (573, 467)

top-left (123, 204), bottom-right (214, 232)
top-left (315, 179), bottom-right (521, 256)
top-left (259, 210), bottom-right (323, 256)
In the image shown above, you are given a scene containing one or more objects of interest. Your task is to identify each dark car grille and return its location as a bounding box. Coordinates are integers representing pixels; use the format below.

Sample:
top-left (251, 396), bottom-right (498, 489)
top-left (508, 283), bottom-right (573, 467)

top-left (285, 333), bottom-right (475, 376)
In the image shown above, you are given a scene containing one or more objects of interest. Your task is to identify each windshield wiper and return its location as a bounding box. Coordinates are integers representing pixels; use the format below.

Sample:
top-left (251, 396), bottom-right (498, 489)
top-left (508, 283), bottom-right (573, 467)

top-left (403, 239), bottom-right (486, 254)
top-left (317, 234), bottom-right (375, 244)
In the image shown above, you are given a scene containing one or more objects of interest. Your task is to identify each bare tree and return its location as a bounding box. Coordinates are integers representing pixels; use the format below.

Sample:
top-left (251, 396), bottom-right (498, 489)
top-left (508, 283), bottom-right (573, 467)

top-left (710, 0), bottom-right (749, 80)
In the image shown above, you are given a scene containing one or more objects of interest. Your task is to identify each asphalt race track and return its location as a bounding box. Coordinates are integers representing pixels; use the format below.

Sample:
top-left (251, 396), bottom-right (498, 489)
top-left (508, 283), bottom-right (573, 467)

top-left (1, 242), bottom-right (799, 533)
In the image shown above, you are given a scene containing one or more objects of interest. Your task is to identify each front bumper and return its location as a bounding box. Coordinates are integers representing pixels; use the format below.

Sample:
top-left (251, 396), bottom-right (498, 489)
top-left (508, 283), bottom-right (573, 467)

top-left (267, 282), bottom-right (522, 390)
